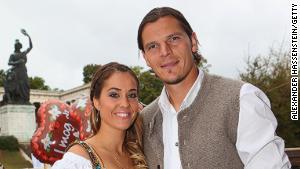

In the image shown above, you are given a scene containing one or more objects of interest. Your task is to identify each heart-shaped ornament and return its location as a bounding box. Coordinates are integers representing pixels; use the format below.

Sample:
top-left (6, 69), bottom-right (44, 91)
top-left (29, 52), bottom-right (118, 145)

top-left (31, 100), bottom-right (82, 164)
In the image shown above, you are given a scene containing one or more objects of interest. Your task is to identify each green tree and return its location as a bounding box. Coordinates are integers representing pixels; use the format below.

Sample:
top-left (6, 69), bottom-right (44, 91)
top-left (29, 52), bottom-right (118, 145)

top-left (239, 47), bottom-right (299, 147)
top-left (131, 66), bottom-right (144, 77)
top-left (83, 64), bottom-right (101, 84)
top-left (29, 76), bottom-right (50, 90)
top-left (139, 70), bottom-right (163, 105)
top-left (1, 71), bottom-right (50, 90)
top-left (131, 66), bottom-right (163, 105)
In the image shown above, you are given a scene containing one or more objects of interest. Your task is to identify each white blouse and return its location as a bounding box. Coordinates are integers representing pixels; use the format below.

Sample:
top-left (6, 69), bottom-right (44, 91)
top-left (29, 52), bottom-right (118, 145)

top-left (51, 152), bottom-right (92, 169)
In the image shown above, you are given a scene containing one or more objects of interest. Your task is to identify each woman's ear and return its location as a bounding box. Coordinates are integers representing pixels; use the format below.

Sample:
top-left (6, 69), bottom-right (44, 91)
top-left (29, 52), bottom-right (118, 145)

top-left (93, 98), bottom-right (100, 111)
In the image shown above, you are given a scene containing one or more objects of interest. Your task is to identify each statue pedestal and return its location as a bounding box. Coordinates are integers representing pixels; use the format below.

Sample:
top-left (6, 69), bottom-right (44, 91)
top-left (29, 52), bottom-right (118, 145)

top-left (0, 105), bottom-right (36, 143)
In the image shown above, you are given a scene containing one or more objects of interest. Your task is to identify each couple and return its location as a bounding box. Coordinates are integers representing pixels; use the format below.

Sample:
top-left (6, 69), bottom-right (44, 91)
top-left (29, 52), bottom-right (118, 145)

top-left (52, 7), bottom-right (291, 169)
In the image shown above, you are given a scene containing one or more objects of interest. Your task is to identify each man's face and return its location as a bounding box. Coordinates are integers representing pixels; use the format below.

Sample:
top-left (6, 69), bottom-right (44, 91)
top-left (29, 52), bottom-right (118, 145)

top-left (141, 16), bottom-right (198, 84)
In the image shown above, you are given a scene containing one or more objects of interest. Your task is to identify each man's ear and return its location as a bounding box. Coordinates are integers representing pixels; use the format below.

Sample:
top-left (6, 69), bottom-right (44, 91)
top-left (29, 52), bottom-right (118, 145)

top-left (191, 32), bottom-right (198, 53)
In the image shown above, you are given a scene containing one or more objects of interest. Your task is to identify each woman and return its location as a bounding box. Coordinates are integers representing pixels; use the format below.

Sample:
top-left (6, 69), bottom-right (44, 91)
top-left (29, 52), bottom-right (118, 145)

top-left (52, 62), bottom-right (147, 169)
top-left (5, 29), bottom-right (32, 104)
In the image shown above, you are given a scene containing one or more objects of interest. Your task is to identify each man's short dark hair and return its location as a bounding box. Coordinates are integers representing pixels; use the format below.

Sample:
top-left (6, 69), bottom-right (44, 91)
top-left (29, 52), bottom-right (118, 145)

top-left (137, 7), bottom-right (202, 65)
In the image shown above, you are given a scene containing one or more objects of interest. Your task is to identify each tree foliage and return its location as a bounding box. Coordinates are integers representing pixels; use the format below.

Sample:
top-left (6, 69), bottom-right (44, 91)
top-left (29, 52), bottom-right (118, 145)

top-left (83, 64), bottom-right (101, 84)
top-left (0, 70), bottom-right (50, 90)
top-left (29, 76), bottom-right (50, 90)
top-left (239, 47), bottom-right (299, 147)
top-left (131, 66), bottom-right (163, 105)
top-left (0, 136), bottom-right (19, 151)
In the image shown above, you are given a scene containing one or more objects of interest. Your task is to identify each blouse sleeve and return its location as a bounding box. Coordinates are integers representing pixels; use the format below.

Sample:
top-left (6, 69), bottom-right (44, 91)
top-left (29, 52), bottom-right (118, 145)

top-left (51, 152), bottom-right (93, 169)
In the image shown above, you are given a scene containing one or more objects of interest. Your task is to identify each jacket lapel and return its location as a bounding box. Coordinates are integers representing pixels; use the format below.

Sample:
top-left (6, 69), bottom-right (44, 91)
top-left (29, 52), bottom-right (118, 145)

top-left (147, 107), bottom-right (164, 164)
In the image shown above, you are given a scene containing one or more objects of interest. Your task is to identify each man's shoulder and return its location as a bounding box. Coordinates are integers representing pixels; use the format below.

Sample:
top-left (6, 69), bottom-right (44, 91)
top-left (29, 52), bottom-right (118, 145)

top-left (206, 73), bottom-right (245, 89)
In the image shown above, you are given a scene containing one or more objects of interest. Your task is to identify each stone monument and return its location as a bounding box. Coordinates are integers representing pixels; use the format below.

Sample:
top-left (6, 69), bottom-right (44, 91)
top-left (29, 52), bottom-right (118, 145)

top-left (0, 29), bottom-right (36, 143)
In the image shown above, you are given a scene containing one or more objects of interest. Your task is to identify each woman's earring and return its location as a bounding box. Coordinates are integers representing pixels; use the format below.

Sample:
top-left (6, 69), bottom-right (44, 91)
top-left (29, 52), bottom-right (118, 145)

top-left (95, 109), bottom-right (100, 123)
top-left (96, 112), bottom-right (99, 123)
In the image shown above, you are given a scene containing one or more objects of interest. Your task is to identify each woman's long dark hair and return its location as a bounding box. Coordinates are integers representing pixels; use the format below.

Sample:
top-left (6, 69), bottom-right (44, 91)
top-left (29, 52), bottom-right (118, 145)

top-left (90, 62), bottom-right (147, 169)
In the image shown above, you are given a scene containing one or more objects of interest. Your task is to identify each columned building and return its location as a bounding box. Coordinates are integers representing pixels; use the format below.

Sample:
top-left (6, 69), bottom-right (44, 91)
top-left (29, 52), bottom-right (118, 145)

top-left (0, 83), bottom-right (90, 109)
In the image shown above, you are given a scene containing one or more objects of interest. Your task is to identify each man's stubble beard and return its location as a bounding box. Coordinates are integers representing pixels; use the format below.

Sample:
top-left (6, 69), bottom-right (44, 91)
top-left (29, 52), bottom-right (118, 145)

top-left (163, 74), bottom-right (186, 85)
top-left (157, 65), bottom-right (196, 85)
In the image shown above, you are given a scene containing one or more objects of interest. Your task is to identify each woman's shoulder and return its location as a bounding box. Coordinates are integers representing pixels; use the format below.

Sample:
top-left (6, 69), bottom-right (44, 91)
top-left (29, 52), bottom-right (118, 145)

top-left (52, 145), bottom-right (92, 169)
top-left (68, 143), bottom-right (91, 159)
top-left (52, 152), bottom-right (92, 169)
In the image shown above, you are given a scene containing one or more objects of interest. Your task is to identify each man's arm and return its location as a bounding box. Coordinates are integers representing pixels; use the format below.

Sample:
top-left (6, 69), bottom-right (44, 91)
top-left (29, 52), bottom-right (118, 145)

top-left (236, 83), bottom-right (291, 169)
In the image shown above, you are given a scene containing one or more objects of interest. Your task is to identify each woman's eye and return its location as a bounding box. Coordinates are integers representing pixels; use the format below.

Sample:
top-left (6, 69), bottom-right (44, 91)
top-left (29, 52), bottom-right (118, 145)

top-left (128, 93), bottom-right (137, 99)
top-left (109, 92), bottom-right (119, 98)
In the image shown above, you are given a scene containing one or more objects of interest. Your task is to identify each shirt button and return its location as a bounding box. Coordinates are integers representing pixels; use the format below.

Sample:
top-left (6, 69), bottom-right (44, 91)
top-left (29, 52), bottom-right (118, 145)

top-left (175, 142), bottom-right (179, 146)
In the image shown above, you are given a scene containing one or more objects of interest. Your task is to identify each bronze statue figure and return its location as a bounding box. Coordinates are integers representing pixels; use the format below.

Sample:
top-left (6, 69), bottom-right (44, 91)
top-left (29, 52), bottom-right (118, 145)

top-left (2, 29), bottom-right (32, 105)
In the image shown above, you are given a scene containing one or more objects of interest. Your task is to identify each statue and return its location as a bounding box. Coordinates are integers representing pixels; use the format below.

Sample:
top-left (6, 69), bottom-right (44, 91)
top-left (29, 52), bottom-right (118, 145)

top-left (2, 29), bottom-right (32, 105)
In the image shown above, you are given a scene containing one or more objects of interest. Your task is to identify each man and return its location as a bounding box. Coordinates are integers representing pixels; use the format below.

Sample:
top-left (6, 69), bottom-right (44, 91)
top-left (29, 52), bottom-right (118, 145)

top-left (138, 7), bottom-right (291, 169)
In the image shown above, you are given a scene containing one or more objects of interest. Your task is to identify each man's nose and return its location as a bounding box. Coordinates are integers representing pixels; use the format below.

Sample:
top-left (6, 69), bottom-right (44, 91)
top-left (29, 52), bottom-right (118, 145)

top-left (160, 42), bottom-right (171, 57)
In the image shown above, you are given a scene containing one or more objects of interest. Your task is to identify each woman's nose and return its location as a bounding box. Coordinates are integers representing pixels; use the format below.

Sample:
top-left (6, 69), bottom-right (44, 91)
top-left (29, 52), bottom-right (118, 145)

top-left (120, 96), bottom-right (130, 108)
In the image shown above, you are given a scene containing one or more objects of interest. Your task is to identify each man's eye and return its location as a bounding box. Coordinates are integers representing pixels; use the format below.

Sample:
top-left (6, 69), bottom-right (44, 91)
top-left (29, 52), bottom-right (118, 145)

top-left (128, 93), bottom-right (138, 99)
top-left (147, 44), bottom-right (157, 50)
top-left (109, 92), bottom-right (119, 98)
top-left (170, 36), bottom-right (180, 42)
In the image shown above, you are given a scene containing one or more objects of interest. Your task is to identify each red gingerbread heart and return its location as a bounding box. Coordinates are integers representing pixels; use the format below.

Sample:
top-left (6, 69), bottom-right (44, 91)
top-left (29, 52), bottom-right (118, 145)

top-left (31, 100), bottom-right (82, 164)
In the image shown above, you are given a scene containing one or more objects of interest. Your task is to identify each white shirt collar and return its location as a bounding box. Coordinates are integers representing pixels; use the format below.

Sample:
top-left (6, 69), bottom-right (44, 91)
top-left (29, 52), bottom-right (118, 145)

top-left (158, 68), bottom-right (204, 114)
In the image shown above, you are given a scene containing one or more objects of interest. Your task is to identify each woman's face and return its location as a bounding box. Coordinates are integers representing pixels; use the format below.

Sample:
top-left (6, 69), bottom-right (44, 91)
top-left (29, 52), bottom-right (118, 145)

top-left (93, 71), bottom-right (139, 131)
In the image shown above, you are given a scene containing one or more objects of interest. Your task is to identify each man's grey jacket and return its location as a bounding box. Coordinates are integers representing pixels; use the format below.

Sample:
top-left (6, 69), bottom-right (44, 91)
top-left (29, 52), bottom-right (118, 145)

top-left (141, 73), bottom-right (244, 169)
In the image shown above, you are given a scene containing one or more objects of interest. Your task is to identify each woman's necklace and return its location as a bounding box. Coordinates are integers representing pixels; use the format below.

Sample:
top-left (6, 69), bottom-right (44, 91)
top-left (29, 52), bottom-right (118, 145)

top-left (89, 141), bottom-right (130, 169)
